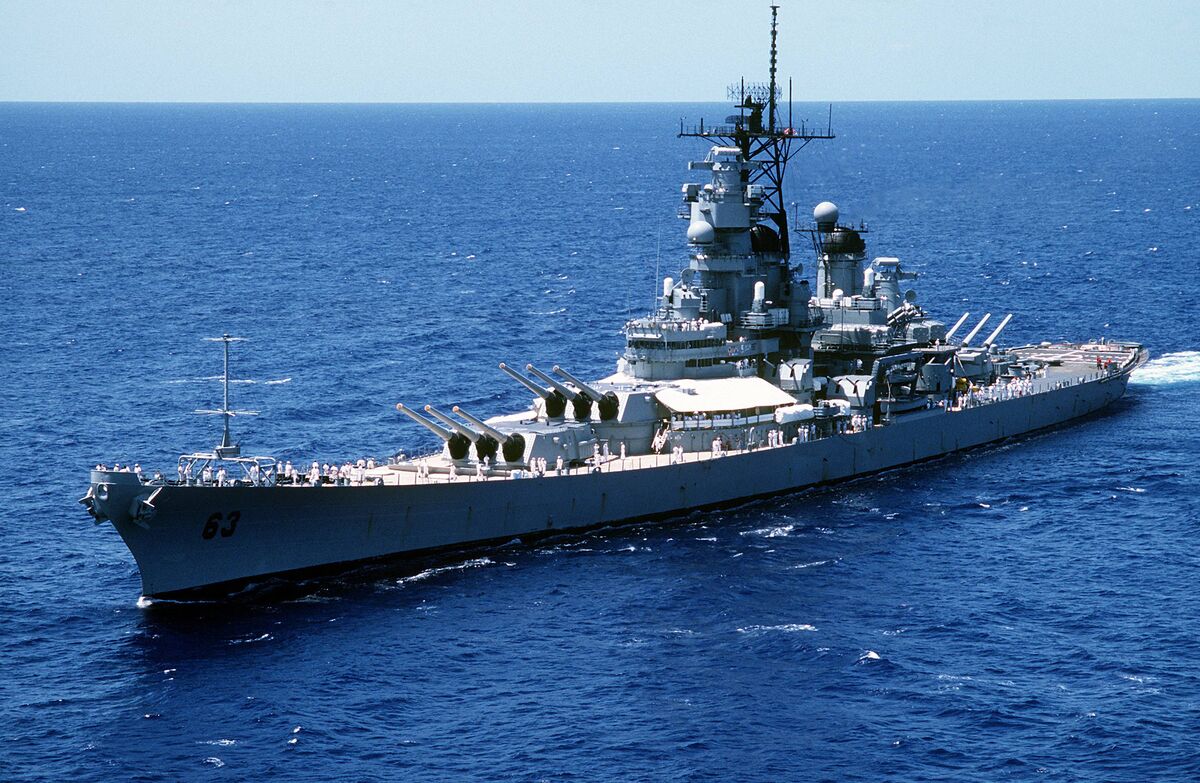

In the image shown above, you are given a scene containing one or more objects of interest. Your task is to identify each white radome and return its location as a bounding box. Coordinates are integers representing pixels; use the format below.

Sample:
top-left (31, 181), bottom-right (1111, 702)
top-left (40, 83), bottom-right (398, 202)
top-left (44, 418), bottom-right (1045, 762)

top-left (813, 201), bottom-right (839, 226)
top-left (686, 220), bottom-right (715, 244)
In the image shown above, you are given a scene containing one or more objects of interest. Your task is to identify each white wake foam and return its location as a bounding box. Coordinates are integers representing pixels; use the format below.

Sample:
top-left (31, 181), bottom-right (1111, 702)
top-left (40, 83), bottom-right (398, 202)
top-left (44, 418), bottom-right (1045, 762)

top-left (165, 376), bottom-right (291, 385)
top-left (737, 623), bottom-right (817, 634)
top-left (790, 559), bottom-right (835, 570)
top-left (396, 557), bottom-right (494, 585)
top-left (741, 524), bottom-right (794, 538)
top-left (1131, 351), bottom-right (1200, 386)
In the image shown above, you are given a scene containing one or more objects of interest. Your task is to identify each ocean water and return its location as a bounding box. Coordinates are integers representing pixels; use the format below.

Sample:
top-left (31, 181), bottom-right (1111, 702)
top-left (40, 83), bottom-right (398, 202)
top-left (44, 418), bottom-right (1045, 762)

top-left (3, 100), bottom-right (1199, 781)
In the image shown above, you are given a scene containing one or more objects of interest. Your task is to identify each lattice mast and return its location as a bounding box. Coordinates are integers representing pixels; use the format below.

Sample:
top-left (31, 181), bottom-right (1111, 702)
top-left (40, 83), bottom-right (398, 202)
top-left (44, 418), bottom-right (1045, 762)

top-left (678, 4), bottom-right (833, 259)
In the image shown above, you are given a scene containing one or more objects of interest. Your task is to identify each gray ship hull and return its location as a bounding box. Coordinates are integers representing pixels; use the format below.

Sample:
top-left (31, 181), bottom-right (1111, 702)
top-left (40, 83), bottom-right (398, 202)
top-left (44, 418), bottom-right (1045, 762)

top-left (100, 366), bottom-right (1134, 599)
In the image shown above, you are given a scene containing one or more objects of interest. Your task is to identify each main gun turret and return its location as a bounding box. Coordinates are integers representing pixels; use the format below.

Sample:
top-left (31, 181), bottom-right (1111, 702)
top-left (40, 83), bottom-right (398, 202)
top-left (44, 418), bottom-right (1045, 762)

top-left (499, 362), bottom-right (568, 420)
top-left (424, 405), bottom-right (499, 462)
top-left (526, 364), bottom-right (593, 421)
top-left (452, 406), bottom-right (527, 463)
top-left (552, 365), bottom-right (620, 421)
top-left (396, 403), bottom-right (471, 460)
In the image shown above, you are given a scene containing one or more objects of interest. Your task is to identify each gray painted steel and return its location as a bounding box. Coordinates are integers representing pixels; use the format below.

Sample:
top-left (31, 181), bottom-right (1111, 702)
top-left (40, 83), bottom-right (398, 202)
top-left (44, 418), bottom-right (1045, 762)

top-left (94, 369), bottom-right (1132, 597)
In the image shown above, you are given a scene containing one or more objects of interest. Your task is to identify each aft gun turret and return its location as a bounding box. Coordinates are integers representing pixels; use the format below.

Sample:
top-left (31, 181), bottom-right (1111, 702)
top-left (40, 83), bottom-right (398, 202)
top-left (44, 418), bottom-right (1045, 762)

top-left (944, 312), bottom-right (971, 342)
top-left (982, 314), bottom-right (1014, 349)
top-left (452, 406), bottom-right (527, 463)
top-left (396, 403), bottom-right (472, 460)
top-left (499, 362), bottom-right (568, 420)
top-left (525, 364), bottom-right (593, 421)
top-left (960, 313), bottom-right (992, 347)
top-left (552, 365), bottom-right (620, 421)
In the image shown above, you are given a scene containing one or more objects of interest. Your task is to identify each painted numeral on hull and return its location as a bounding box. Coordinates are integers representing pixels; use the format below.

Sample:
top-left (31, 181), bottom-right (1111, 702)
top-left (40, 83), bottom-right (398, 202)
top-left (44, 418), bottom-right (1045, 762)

top-left (202, 511), bottom-right (241, 539)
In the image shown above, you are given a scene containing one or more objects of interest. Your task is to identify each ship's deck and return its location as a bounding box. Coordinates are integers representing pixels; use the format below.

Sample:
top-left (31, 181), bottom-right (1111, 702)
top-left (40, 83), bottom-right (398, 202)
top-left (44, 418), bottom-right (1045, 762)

top-left (115, 341), bottom-right (1140, 492)
top-left (366, 434), bottom-right (827, 487)
top-left (355, 342), bottom-right (1141, 488)
top-left (367, 427), bottom-right (869, 487)
top-left (1012, 341), bottom-right (1140, 372)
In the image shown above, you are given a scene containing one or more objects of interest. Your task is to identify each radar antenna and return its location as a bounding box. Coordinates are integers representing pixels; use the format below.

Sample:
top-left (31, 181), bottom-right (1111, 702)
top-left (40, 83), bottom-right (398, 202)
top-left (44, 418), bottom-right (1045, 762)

top-left (768, 2), bottom-right (778, 133)
top-left (678, 4), bottom-right (834, 258)
top-left (196, 334), bottom-right (258, 458)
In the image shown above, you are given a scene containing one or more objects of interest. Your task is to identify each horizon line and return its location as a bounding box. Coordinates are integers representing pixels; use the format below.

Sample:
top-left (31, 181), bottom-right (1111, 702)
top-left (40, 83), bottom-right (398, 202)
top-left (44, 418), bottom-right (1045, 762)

top-left (1, 96), bottom-right (1198, 106)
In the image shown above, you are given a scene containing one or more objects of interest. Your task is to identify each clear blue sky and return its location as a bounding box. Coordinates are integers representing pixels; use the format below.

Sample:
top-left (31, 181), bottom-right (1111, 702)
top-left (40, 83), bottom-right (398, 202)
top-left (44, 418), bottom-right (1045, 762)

top-left (2, 0), bottom-right (1196, 102)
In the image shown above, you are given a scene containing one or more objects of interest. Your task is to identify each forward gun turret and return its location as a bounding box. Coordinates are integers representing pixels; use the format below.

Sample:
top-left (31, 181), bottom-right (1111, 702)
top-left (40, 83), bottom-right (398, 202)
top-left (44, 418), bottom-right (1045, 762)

top-left (425, 405), bottom-right (500, 462)
top-left (396, 403), bottom-right (471, 460)
top-left (552, 365), bottom-right (620, 421)
top-left (499, 362), bottom-right (568, 419)
top-left (453, 406), bottom-right (527, 463)
top-left (526, 364), bottom-right (592, 421)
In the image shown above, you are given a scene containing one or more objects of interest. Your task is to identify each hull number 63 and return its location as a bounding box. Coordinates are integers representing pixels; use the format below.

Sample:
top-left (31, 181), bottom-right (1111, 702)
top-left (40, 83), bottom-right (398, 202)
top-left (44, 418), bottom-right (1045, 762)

top-left (201, 511), bottom-right (240, 540)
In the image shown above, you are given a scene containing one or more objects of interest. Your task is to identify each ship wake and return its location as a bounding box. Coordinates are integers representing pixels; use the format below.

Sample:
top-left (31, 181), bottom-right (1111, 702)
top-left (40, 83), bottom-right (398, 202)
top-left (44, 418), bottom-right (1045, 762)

top-left (395, 557), bottom-right (499, 586)
top-left (1131, 351), bottom-right (1200, 386)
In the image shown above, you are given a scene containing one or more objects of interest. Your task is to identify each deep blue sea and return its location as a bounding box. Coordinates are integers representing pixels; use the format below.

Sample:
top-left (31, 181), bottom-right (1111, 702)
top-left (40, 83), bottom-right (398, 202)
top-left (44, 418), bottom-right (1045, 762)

top-left (3, 100), bottom-right (1200, 781)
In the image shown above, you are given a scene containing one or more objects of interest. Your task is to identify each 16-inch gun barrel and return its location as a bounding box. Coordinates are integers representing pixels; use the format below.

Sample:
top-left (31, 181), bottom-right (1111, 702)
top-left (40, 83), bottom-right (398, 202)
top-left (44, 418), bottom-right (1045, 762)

top-left (525, 364), bottom-right (578, 400)
top-left (960, 313), bottom-right (992, 347)
top-left (982, 313), bottom-right (1014, 348)
top-left (451, 406), bottom-right (509, 443)
top-left (499, 362), bottom-right (568, 419)
top-left (427, 405), bottom-right (500, 461)
top-left (397, 403), bottom-right (472, 460)
top-left (945, 311), bottom-right (971, 342)
top-left (498, 362), bottom-right (550, 398)
top-left (424, 405), bottom-right (480, 442)
top-left (553, 365), bottom-right (620, 421)
top-left (528, 364), bottom-right (593, 421)
top-left (551, 366), bottom-right (603, 400)
top-left (396, 403), bottom-right (453, 441)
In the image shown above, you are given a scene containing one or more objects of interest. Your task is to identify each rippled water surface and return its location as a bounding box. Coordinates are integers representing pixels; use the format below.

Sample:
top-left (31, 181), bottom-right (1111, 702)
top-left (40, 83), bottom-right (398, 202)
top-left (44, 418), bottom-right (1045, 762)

top-left (3, 101), bottom-right (1200, 781)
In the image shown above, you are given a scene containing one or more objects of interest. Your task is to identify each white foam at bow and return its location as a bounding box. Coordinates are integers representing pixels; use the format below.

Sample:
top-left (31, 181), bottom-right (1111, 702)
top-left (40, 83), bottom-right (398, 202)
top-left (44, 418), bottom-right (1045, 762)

top-left (1131, 351), bottom-right (1200, 385)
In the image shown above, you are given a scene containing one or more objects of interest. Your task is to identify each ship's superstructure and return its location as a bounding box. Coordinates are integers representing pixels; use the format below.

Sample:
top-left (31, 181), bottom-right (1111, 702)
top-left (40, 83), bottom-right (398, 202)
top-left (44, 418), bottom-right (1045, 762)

top-left (81, 7), bottom-right (1146, 600)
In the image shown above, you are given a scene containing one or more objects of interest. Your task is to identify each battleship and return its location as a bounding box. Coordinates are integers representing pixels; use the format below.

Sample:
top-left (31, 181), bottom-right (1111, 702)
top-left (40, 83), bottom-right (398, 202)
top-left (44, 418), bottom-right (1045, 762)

top-left (82, 7), bottom-right (1146, 600)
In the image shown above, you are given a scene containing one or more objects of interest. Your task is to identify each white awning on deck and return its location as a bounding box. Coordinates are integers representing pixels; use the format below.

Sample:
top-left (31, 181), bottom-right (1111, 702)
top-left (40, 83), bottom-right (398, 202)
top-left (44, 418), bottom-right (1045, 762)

top-left (655, 377), bottom-right (797, 415)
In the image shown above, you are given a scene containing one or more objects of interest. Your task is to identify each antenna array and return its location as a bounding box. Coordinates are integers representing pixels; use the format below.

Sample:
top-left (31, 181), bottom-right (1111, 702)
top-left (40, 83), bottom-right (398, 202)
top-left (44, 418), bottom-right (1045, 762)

top-left (196, 334), bottom-right (258, 458)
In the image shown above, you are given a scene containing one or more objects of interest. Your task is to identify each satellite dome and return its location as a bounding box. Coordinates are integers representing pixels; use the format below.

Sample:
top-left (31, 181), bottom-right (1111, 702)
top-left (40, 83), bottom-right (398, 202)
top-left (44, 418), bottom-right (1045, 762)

top-left (687, 220), bottom-right (715, 244)
top-left (813, 201), bottom-right (839, 231)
